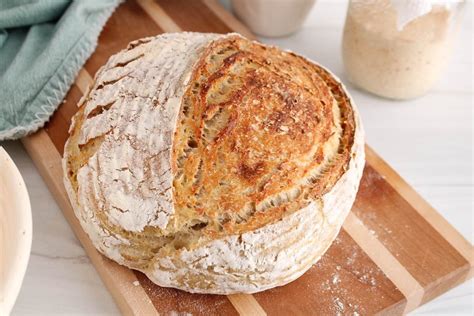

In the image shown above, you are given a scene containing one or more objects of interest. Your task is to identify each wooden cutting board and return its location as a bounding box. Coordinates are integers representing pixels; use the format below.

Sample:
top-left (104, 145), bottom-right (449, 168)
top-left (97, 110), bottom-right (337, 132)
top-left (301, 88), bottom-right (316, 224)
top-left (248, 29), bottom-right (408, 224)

top-left (21, 0), bottom-right (473, 315)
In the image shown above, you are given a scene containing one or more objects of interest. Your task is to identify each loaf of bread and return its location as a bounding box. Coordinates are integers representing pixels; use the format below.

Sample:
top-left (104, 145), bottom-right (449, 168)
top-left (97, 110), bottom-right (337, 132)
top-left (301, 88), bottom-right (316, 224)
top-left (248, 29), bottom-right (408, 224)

top-left (63, 32), bottom-right (365, 294)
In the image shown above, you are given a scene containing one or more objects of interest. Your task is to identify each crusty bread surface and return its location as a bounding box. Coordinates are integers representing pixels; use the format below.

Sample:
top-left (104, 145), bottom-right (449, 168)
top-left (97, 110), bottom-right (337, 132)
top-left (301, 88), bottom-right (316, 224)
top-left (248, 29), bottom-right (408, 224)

top-left (63, 32), bottom-right (365, 294)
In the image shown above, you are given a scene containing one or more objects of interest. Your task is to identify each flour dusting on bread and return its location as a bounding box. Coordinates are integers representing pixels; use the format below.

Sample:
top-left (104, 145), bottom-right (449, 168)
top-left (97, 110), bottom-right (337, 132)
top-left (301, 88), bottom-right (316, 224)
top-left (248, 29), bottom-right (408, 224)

top-left (72, 33), bottom-right (219, 233)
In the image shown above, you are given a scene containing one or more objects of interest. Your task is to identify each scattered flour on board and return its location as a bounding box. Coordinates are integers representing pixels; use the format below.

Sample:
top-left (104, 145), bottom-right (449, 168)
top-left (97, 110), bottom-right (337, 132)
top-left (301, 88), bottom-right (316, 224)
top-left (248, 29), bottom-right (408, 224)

top-left (318, 266), bottom-right (367, 315)
top-left (359, 271), bottom-right (377, 286)
top-left (137, 280), bottom-right (229, 316)
top-left (332, 274), bottom-right (340, 285)
top-left (334, 297), bottom-right (345, 316)
top-left (312, 237), bottom-right (383, 315)
top-left (346, 250), bottom-right (358, 265)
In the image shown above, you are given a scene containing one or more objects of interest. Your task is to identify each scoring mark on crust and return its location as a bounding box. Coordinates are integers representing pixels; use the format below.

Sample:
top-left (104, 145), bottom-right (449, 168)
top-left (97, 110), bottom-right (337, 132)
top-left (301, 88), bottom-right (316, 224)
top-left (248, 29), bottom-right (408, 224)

top-left (86, 101), bottom-right (115, 119)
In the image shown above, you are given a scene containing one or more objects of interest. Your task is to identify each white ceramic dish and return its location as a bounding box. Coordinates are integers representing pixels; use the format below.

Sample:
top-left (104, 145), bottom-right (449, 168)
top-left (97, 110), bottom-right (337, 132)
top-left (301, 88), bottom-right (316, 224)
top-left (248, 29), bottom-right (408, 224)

top-left (231, 0), bottom-right (316, 37)
top-left (0, 147), bottom-right (32, 315)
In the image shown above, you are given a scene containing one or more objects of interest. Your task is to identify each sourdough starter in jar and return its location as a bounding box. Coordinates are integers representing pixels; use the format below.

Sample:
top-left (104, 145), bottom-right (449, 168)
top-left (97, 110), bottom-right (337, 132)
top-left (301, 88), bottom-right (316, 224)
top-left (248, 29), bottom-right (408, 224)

top-left (342, 0), bottom-right (462, 100)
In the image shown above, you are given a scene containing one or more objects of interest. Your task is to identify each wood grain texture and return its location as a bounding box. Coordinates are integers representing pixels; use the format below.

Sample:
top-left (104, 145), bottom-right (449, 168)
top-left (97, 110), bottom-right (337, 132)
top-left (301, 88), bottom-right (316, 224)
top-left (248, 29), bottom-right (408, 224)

top-left (75, 68), bottom-right (93, 94)
top-left (254, 230), bottom-right (406, 315)
top-left (134, 271), bottom-right (239, 315)
top-left (21, 0), bottom-right (473, 315)
top-left (136, 0), bottom-right (181, 32)
top-left (44, 85), bottom-right (83, 155)
top-left (352, 165), bottom-right (469, 299)
top-left (155, 0), bottom-right (233, 33)
top-left (227, 294), bottom-right (267, 316)
top-left (365, 146), bottom-right (474, 279)
top-left (343, 212), bottom-right (423, 313)
top-left (83, 0), bottom-right (163, 76)
top-left (201, 0), bottom-right (255, 39)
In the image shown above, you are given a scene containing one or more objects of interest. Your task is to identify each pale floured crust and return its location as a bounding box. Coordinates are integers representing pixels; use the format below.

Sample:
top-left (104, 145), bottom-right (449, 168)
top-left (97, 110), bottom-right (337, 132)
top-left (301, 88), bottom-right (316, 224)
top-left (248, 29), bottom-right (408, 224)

top-left (63, 32), bottom-right (365, 294)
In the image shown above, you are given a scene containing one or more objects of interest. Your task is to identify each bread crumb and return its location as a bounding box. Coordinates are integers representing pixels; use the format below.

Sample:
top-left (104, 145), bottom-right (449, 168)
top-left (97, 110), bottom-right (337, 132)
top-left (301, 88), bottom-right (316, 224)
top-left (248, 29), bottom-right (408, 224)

top-left (321, 279), bottom-right (331, 291)
top-left (133, 280), bottom-right (140, 286)
top-left (346, 251), bottom-right (357, 265)
top-left (332, 274), bottom-right (340, 285)
top-left (370, 277), bottom-right (377, 286)
top-left (334, 297), bottom-right (344, 311)
top-left (360, 273), bottom-right (377, 286)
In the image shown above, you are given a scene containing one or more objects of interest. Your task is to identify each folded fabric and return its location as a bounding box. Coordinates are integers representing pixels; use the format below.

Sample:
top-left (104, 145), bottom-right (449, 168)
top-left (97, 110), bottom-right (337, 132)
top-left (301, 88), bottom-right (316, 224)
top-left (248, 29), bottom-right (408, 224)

top-left (0, 0), bottom-right (123, 140)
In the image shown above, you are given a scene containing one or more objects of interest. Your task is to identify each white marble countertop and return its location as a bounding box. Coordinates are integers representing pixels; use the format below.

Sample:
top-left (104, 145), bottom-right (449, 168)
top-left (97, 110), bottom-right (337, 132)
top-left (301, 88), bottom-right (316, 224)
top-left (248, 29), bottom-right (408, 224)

top-left (3, 0), bottom-right (472, 314)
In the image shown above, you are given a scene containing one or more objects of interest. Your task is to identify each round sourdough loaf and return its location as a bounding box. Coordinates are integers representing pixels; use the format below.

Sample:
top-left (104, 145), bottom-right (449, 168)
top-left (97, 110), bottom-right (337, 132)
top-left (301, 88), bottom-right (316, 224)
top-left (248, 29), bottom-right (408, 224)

top-left (63, 32), bottom-right (365, 294)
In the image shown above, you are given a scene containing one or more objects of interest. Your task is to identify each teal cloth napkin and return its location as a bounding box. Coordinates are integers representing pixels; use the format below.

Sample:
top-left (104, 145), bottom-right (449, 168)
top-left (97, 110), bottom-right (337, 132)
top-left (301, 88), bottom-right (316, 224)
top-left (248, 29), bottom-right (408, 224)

top-left (0, 0), bottom-right (122, 140)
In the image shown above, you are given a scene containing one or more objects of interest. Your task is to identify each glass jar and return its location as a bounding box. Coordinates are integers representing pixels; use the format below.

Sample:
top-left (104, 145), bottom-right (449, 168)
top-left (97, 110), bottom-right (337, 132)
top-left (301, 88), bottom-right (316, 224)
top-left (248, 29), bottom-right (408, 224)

top-left (342, 0), bottom-right (465, 100)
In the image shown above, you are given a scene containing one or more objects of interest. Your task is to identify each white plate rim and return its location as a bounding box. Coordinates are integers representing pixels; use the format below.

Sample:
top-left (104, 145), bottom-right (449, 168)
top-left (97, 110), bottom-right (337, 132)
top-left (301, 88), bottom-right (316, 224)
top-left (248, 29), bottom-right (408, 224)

top-left (0, 146), bottom-right (32, 315)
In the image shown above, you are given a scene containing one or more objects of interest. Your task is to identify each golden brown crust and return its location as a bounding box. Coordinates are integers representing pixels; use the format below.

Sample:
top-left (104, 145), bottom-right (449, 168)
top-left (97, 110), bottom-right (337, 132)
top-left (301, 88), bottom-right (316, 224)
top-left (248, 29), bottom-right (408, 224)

top-left (172, 35), bottom-right (356, 236)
